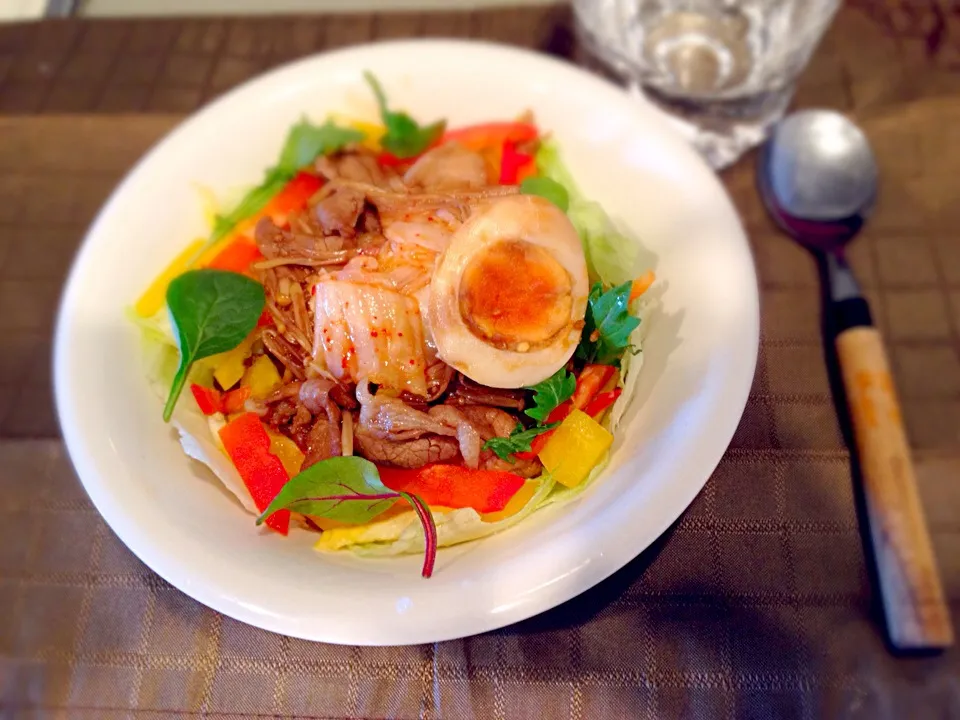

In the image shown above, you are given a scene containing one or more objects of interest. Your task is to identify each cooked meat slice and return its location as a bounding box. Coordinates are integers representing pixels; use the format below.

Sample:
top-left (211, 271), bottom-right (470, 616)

top-left (315, 151), bottom-right (404, 190)
top-left (480, 451), bottom-right (543, 478)
top-left (356, 383), bottom-right (454, 441)
top-left (446, 374), bottom-right (526, 411)
top-left (403, 142), bottom-right (489, 190)
top-left (292, 378), bottom-right (344, 469)
top-left (458, 406), bottom-right (519, 441)
top-left (396, 392), bottom-right (430, 413)
top-left (329, 382), bottom-right (358, 410)
top-left (427, 405), bottom-right (482, 469)
top-left (290, 404), bottom-right (313, 436)
top-left (264, 381), bottom-right (302, 404)
top-left (299, 377), bottom-right (336, 415)
top-left (263, 398), bottom-right (297, 427)
top-left (354, 429), bottom-right (460, 468)
top-left (313, 186), bottom-right (365, 237)
top-left (254, 217), bottom-right (351, 261)
top-left (303, 409), bottom-right (343, 469)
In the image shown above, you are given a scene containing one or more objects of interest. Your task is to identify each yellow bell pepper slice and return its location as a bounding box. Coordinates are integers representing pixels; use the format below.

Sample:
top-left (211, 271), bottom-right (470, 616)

top-left (343, 117), bottom-right (385, 151)
top-left (242, 354), bottom-right (281, 399)
top-left (134, 239), bottom-right (205, 318)
top-left (538, 410), bottom-right (613, 488)
top-left (210, 335), bottom-right (255, 390)
top-left (267, 431), bottom-right (305, 478)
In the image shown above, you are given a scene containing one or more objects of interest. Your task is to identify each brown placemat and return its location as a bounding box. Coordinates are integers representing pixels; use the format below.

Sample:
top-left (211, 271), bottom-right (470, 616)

top-left (2, 4), bottom-right (960, 719)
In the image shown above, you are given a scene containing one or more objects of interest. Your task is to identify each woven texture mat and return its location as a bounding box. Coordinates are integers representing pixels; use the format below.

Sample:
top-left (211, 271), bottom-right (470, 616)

top-left (2, 4), bottom-right (960, 718)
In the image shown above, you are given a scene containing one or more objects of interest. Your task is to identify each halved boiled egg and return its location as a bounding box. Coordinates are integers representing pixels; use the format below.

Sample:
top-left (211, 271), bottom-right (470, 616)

top-left (428, 194), bottom-right (588, 388)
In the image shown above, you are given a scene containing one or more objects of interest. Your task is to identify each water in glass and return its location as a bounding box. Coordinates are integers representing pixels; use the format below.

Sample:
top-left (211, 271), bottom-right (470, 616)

top-left (573, 0), bottom-right (841, 168)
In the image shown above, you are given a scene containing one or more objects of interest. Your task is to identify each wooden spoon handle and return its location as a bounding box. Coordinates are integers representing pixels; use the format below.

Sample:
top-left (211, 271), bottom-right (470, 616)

top-left (836, 325), bottom-right (953, 649)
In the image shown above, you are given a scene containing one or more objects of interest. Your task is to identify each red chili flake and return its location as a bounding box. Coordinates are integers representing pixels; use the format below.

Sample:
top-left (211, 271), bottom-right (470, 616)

top-left (397, 332), bottom-right (403, 337)
top-left (371, 331), bottom-right (378, 338)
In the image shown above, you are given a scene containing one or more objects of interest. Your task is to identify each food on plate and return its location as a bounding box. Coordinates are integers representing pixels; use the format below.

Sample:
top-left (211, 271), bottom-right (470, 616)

top-left (131, 72), bottom-right (656, 577)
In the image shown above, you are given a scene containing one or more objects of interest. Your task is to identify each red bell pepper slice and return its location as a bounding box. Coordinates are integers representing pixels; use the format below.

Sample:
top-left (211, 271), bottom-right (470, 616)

top-left (218, 413), bottom-right (291, 534)
top-left (206, 237), bottom-right (264, 274)
top-left (264, 171), bottom-right (324, 227)
top-left (190, 384), bottom-right (222, 416)
top-left (442, 122), bottom-right (539, 152)
top-left (377, 151), bottom-right (411, 168)
top-left (583, 388), bottom-right (622, 418)
top-left (221, 386), bottom-right (251, 415)
top-left (499, 140), bottom-right (535, 185)
top-left (256, 309), bottom-right (274, 328)
top-left (572, 365), bottom-right (617, 410)
top-left (378, 464), bottom-right (525, 514)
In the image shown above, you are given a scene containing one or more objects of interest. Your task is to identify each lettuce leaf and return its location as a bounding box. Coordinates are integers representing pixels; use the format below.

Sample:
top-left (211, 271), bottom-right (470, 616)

top-left (535, 140), bottom-right (638, 287)
top-left (130, 306), bottom-right (256, 515)
top-left (609, 294), bottom-right (656, 433)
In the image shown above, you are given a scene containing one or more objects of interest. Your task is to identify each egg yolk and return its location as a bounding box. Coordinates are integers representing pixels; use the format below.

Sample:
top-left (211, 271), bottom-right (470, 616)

top-left (458, 239), bottom-right (573, 351)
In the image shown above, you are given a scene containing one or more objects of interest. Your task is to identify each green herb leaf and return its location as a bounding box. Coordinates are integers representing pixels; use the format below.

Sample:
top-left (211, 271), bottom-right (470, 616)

top-left (520, 176), bottom-right (570, 212)
top-left (277, 118), bottom-right (365, 176)
top-left (163, 269), bottom-right (265, 421)
top-left (524, 368), bottom-right (576, 423)
top-left (577, 281), bottom-right (641, 366)
top-left (257, 456), bottom-right (397, 525)
top-left (208, 119), bottom-right (363, 244)
top-left (483, 422), bottom-right (559, 461)
top-left (210, 173), bottom-right (288, 243)
top-left (364, 71), bottom-right (446, 159)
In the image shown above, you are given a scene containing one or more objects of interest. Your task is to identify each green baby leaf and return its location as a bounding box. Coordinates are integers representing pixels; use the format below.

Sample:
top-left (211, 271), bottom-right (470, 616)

top-left (163, 269), bottom-right (265, 421)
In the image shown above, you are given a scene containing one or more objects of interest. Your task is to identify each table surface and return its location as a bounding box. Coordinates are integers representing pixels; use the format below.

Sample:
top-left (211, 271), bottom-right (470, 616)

top-left (2, 3), bottom-right (960, 718)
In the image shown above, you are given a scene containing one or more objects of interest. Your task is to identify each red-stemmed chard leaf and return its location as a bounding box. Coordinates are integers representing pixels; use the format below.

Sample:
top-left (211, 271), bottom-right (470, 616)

top-left (398, 492), bottom-right (437, 578)
top-left (256, 456), bottom-right (436, 578)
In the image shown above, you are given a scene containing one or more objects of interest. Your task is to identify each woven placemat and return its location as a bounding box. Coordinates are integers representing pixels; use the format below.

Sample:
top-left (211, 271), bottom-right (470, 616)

top-left (1, 4), bottom-right (960, 718)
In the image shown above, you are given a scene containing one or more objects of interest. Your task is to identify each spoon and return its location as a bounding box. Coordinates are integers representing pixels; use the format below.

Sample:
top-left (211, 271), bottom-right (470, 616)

top-left (758, 110), bottom-right (953, 651)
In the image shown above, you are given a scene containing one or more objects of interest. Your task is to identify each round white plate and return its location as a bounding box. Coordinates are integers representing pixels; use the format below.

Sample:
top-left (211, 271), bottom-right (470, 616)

top-left (54, 40), bottom-right (758, 645)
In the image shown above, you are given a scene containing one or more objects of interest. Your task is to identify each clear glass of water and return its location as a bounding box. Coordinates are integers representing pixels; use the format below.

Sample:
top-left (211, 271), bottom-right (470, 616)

top-left (573, 0), bottom-right (841, 169)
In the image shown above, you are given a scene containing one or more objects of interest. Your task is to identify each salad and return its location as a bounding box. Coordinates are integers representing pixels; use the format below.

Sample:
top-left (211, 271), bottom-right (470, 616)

top-left (131, 73), bottom-right (655, 577)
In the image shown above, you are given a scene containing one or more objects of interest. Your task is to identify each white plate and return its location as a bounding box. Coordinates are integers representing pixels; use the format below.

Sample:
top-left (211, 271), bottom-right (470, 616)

top-left (54, 40), bottom-right (758, 645)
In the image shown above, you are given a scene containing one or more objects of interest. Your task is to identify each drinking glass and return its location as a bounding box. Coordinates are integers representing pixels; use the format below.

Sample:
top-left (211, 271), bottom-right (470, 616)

top-left (573, 0), bottom-right (841, 168)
